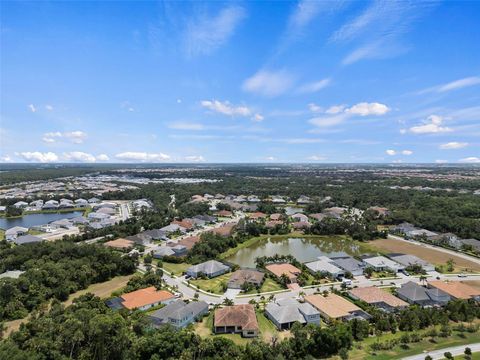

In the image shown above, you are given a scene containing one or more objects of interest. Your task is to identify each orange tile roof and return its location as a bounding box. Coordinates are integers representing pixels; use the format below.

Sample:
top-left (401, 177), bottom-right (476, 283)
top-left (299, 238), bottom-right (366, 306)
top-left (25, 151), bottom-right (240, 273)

top-left (349, 287), bottom-right (408, 308)
top-left (172, 220), bottom-right (194, 229)
top-left (217, 210), bottom-right (233, 217)
top-left (265, 263), bottom-right (301, 280)
top-left (428, 281), bottom-right (480, 300)
top-left (120, 287), bottom-right (174, 310)
top-left (305, 294), bottom-right (360, 319)
top-left (104, 238), bottom-right (135, 249)
top-left (212, 223), bottom-right (235, 237)
top-left (169, 236), bottom-right (201, 250)
top-left (214, 304), bottom-right (258, 331)
top-left (249, 212), bottom-right (267, 219)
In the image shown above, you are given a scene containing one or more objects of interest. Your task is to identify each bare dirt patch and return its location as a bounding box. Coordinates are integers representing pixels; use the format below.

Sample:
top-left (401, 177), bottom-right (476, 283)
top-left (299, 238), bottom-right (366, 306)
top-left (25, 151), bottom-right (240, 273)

top-left (368, 238), bottom-right (480, 272)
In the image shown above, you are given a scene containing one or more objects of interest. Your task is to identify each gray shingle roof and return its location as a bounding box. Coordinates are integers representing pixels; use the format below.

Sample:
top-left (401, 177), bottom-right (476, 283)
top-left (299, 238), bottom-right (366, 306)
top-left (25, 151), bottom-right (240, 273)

top-left (187, 260), bottom-right (229, 275)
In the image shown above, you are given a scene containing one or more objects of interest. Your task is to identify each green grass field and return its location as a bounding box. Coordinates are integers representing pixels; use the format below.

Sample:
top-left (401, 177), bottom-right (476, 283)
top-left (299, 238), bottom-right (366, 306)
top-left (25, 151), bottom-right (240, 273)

top-left (161, 262), bottom-right (191, 276)
top-left (0, 229), bottom-right (4, 241)
top-left (190, 273), bottom-right (231, 294)
top-left (347, 325), bottom-right (480, 360)
top-left (243, 278), bottom-right (284, 294)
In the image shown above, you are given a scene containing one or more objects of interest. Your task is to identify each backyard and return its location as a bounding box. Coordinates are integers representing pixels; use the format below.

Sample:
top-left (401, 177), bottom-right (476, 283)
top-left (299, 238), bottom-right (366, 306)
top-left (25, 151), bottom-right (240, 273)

top-left (161, 261), bottom-right (191, 276)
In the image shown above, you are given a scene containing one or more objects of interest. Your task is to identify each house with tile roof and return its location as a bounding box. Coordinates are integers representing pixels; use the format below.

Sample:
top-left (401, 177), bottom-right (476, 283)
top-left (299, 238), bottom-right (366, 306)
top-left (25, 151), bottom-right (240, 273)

top-left (227, 269), bottom-right (265, 289)
top-left (214, 304), bottom-right (259, 337)
top-left (106, 287), bottom-right (175, 311)
top-left (428, 281), bottom-right (480, 301)
top-left (305, 293), bottom-right (370, 322)
top-left (348, 286), bottom-right (408, 312)
top-left (265, 263), bottom-right (301, 283)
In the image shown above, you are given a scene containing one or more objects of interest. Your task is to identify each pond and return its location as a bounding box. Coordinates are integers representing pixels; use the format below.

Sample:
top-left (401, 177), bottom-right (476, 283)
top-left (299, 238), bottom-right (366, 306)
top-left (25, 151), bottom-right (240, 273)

top-left (0, 211), bottom-right (83, 230)
top-left (225, 236), bottom-right (370, 268)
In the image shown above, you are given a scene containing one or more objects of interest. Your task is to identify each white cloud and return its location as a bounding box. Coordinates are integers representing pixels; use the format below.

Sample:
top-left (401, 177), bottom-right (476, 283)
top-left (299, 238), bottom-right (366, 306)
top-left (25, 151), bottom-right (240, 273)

top-left (64, 131), bottom-right (87, 144)
top-left (252, 113), bottom-right (264, 122)
top-left (326, 105), bottom-right (346, 114)
top-left (63, 152), bottom-right (96, 163)
top-left (42, 131), bottom-right (87, 144)
top-left (309, 113), bottom-right (348, 128)
top-left (184, 5), bottom-right (246, 56)
top-left (17, 151), bottom-right (59, 163)
top-left (309, 102), bottom-right (389, 128)
top-left (437, 76), bottom-right (480, 93)
top-left (168, 122), bottom-right (205, 131)
top-left (115, 152), bottom-right (171, 162)
top-left (201, 100), bottom-right (252, 117)
top-left (297, 78), bottom-right (331, 93)
top-left (265, 156), bottom-right (276, 161)
top-left (184, 155), bottom-right (206, 162)
top-left (121, 101), bottom-right (135, 112)
top-left (307, 155), bottom-right (327, 161)
top-left (45, 104), bottom-right (54, 111)
top-left (345, 102), bottom-right (390, 116)
top-left (459, 157), bottom-right (480, 164)
top-left (242, 69), bottom-right (295, 97)
top-left (386, 149), bottom-right (397, 156)
top-left (401, 150), bottom-right (413, 155)
top-left (439, 142), bottom-right (468, 150)
top-left (0, 155), bottom-right (12, 162)
top-left (409, 115), bottom-right (453, 134)
top-left (308, 103), bottom-right (323, 113)
top-left (435, 159), bottom-right (448, 164)
top-left (96, 154), bottom-right (110, 161)
top-left (28, 104), bottom-right (36, 113)
top-left (386, 149), bottom-right (413, 156)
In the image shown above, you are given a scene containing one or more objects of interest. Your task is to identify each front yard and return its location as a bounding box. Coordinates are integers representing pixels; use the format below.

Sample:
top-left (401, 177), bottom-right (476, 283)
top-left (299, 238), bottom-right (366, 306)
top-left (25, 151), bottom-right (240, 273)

top-left (161, 261), bottom-right (191, 276)
top-left (189, 273), bottom-right (232, 294)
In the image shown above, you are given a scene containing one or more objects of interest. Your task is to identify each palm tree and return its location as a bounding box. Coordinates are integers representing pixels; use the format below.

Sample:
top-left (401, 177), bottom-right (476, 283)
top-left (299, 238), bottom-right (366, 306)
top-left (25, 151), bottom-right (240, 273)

top-left (419, 275), bottom-right (427, 286)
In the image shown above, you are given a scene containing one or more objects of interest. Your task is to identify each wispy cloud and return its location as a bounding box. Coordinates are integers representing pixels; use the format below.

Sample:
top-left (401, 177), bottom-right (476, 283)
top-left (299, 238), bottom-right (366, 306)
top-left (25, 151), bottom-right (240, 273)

top-left (43, 130), bottom-right (87, 144)
top-left (459, 157), bottom-right (480, 163)
top-left (439, 142), bottom-right (468, 150)
top-left (333, 0), bottom-right (436, 65)
top-left (309, 102), bottom-right (390, 128)
top-left (168, 122), bottom-right (206, 131)
top-left (418, 76), bottom-right (480, 94)
top-left (184, 5), bottom-right (246, 57)
top-left (242, 69), bottom-right (295, 97)
top-left (115, 152), bottom-right (171, 162)
top-left (297, 78), bottom-right (331, 93)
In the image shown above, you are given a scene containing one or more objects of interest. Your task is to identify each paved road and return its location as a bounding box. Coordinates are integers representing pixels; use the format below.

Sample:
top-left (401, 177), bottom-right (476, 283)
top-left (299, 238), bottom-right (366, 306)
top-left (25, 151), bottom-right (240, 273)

top-left (402, 342), bottom-right (480, 360)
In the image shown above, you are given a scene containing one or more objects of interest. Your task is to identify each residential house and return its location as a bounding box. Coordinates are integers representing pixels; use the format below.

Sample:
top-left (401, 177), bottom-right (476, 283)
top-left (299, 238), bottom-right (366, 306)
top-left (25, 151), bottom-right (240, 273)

top-left (212, 223), bottom-right (235, 237)
top-left (291, 213), bottom-right (309, 222)
top-left (368, 207), bottom-right (390, 217)
top-left (214, 304), bottom-right (259, 337)
top-left (291, 221), bottom-right (311, 231)
top-left (348, 287), bottom-right (408, 312)
top-left (297, 196), bottom-right (311, 204)
top-left (309, 213), bottom-right (327, 222)
top-left (271, 196), bottom-right (286, 204)
top-left (125, 234), bottom-right (152, 246)
top-left (193, 214), bottom-right (216, 223)
top-left (304, 256), bottom-right (345, 279)
top-left (362, 256), bottom-right (405, 273)
top-left (330, 255), bottom-right (364, 276)
top-left (74, 198), bottom-right (88, 207)
top-left (249, 212), bottom-right (267, 220)
top-left (265, 298), bottom-right (320, 330)
top-left (186, 260), bottom-right (230, 279)
top-left (396, 282), bottom-right (451, 306)
top-left (265, 263), bottom-right (301, 283)
top-left (141, 229), bottom-right (167, 240)
top-left (13, 234), bottom-right (43, 245)
top-left (270, 213), bottom-right (283, 221)
top-left (227, 269), bottom-right (265, 289)
top-left (217, 210), bottom-right (233, 217)
top-left (159, 224), bottom-right (187, 234)
top-left (266, 220), bottom-right (284, 229)
top-left (405, 229), bottom-right (438, 239)
top-left (106, 287), bottom-right (175, 311)
top-left (172, 219), bottom-right (194, 231)
top-left (247, 195), bottom-right (261, 203)
top-left (5, 226), bottom-right (29, 241)
top-left (168, 236), bottom-right (201, 250)
top-left (391, 222), bottom-right (416, 234)
top-left (50, 219), bottom-right (73, 229)
top-left (460, 238), bottom-right (480, 252)
top-left (13, 201), bottom-right (28, 208)
top-left (428, 281), bottom-right (480, 301)
top-left (429, 233), bottom-right (461, 248)
top-left (305, 294), bottom-right (370, 322)
top-left (149, 300), bottom-right (208, 329)
top-left (88, 197), bottom-right (100, 203)
top-left (387, 253), bottom-right (435, 272)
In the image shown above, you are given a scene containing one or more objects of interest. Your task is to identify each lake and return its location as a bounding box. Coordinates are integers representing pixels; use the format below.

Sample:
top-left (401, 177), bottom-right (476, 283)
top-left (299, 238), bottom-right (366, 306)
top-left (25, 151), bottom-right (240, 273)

top-left (225, 236), bottom-right (369, 268)
top-left (0, 211), bottom-right (83, 230)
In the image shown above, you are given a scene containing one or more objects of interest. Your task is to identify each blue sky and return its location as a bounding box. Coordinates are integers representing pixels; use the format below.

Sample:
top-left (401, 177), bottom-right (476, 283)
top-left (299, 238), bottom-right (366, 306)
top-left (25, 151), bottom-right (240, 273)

top-left (1, 0), bottom-right (479, 163)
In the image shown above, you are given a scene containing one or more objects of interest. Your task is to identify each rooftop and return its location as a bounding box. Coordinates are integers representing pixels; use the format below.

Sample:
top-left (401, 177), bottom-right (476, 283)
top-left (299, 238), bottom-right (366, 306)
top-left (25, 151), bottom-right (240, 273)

top-left (428, 281), bottom-right (480, 300)
top-left (349, 287), bottom-right (408, 308)
top-left (305, 293), bottom-right (361, 319)
top-left (120, 287), bottom-right (175, 310)
top-left (214, 304), bottom-right (258, 331)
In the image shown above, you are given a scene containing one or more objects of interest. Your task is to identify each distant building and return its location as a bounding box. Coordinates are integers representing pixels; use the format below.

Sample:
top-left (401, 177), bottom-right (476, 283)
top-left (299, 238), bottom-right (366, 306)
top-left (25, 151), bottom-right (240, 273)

top-left (5, 226), bottom-right (28, 241)
top-left (304, 256), bottom-right (345, 279)
top-left (330, 256), bottom-right (364, 276)
top-left (214, 304), bottom-right (259, 337)
top-left (14, 234), bottom-right (43, 245)
top-left (387, 253), bottom-right (435, 272)
top-left (362, 255), bottom-right (404, 273)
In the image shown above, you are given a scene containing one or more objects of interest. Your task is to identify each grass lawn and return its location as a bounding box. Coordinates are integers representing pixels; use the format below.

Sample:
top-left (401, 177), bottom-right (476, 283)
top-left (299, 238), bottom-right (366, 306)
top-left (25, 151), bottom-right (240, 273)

top-left (347, 325), bottom-right (480, 360)
top-left (243, 278), bottom-right (285, 295)
top-left (0, 229), bottom-right (4, 240)
top-left (63, 274), bottom-right (135, 306)
top-left (161, 262), bottom-right (191, 276)
top-left (190, 273), bottom-right (231, 294)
